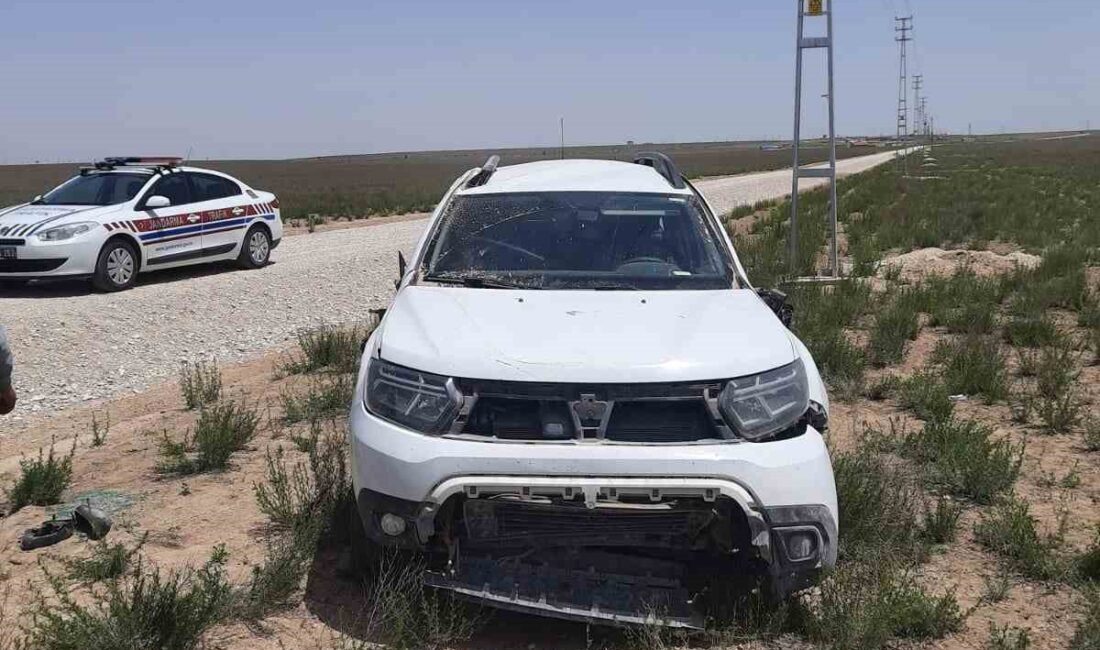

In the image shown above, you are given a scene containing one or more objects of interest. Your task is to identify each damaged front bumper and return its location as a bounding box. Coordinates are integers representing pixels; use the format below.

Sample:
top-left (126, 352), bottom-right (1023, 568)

top-left (354, 476), bottom-right (836, 628)
top-left (349, 401), bottom-right (838, 628)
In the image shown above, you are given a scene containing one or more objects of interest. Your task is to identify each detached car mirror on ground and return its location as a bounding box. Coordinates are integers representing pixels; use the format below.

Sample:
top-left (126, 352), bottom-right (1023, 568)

top-left (348, 153), bottom-right (837, 628)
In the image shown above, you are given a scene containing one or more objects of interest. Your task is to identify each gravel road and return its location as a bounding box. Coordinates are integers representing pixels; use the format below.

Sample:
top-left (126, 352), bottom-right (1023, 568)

top-left (0, 149), bottom-right (907, 420)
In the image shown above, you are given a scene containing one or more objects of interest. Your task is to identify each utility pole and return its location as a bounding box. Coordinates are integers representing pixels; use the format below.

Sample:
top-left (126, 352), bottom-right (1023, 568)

top-left (789, 0), bottom-right (839, 278)
top-left (895, 16), bottom-right (912, 174)
top-left (559, 118), bottom-right (565, 160)
top-left (912, 75), bottom-right (923, 137)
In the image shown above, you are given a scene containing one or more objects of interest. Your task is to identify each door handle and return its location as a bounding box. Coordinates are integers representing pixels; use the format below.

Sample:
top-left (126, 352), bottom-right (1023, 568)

top-left (187, 214), bottom-right (201, 224)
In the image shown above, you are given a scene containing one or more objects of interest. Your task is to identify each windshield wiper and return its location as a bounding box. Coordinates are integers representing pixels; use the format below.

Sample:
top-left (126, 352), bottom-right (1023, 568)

top-left (422, 273), bottom-right (541, 290)
top-left (588, 282), bottom-right (639, 290)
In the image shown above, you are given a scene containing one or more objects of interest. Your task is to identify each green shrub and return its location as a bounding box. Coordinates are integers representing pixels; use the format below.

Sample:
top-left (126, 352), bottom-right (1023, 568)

top-left (1077, 527), bottom-right (1100, 583)
top-left (157, 400), bottom-right (260, 475)
top-left (922, 497), bottom-right (963, 544)
top-left (900, 418), bottom-right (1022, 503)
top-left (985, 623), bottom-right (1032, 650)
top-left (90, 411), bottom-right (109, 447)
top-left (1072, 586), bottom-right (1100, 650)
top-left (178, 360), bottom-right (222, 410)
top-left (1003, 313), bottom-right (1060, 348)
top-left (282, 323), bottom-right (371, 375)
top-left (233, 531), bottom-right (314, 621)
top-left (8, 439), bottom-right (75, 513)
top-left (832, 452), bottom-right (924, 560)
top-left (868, 295), bottom-right (921, 367)
top-left (898, 373), bottom-right (955, 423)
top-left (1032, 342), bottom-right (1082, 433)
top-left (65, 534), bottom-right (147, 583)
top-left (799, 560), bottom-right (963, 650)
top-left (974, 496), bottom-right (1064, 581)
top-left (281, 373), bottom-right (354, 424)
top-left (25, 551), bottom-right (232, 650)
top-left (933, 335), bottom-right (1009, 402)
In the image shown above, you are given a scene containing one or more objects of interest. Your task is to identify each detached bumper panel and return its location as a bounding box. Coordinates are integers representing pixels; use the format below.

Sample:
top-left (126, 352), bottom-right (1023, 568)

top-left (425, 550), bottom-right (703, 629)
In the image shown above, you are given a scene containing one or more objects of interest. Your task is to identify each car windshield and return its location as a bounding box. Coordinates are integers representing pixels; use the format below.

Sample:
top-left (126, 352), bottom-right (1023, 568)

top-left (421, 191), bottom-right (735, 290)
top-left (35, 172), bottom-right (150, 206)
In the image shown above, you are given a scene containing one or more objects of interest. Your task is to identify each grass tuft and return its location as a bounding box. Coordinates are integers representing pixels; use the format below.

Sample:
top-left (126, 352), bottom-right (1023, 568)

top-left (8, 438), bottom-right (75, 513)
top-left (25, 551), bottom-right (232, 650)
top-left (900, 417), bottom-right (1022, 503)
top-left (64, 534), bottom-right (148, 583)
top-left (157, 400), bottom-right (260, 475)
top-left (178, 360), bottom-right (223, 410)
top-left (281, 323), bottom-right (370, 376)
top-left (867, 293), bottom-right (921, 367)
top-left (933, 335), bottom-right (1009, 402)
top-left (921, 497), bottom-right (963, 544)
top-left (974, 496), bottom-right (1064, 581)
top-left (281, 373), bottom-right (354, 424)
top-left (897, 372), bottom-right (955, 423)
top-left (986, 623), bottom-right (1032, 650)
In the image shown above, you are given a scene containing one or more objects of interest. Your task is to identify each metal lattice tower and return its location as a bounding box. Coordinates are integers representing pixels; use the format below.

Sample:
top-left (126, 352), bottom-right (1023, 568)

top-left (895, 16), bottom-right (912, 173)
top-left (912, 74), bottom-right (923, 137)
top-left (789, 0), bottom-right (839, 277)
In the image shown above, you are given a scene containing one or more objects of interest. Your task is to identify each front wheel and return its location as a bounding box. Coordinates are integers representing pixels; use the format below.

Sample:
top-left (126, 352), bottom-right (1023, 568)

top-left (92, 239), bottom-right (139, 292)
top-left (238, 225), bottom-right (271, 269)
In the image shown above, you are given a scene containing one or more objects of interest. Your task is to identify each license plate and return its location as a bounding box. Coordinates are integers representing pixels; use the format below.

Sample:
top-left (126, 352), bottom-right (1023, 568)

top-left (0, 247), bottom-right (15, 260)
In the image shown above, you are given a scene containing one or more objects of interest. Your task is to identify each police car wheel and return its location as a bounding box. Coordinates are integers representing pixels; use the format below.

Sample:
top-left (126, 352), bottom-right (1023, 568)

top-left (238, 225), bottom-right (271, 269)
top-left (92, 239), bottom-right (138, 292)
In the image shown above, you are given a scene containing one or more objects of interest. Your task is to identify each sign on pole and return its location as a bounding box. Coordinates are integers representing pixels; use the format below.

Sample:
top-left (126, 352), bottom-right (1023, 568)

top-left (807, 0), bottom-right (823, 16)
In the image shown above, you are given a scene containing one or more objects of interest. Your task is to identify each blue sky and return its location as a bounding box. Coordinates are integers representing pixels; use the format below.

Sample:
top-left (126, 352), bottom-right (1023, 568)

top-left (0, 0), bottom-right (1095, 162)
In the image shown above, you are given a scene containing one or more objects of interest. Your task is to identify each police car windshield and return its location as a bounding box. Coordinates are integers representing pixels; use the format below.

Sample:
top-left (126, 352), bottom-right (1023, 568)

top-left (36, 172), bottom-right (150, 206)
top-left (422, 191), bottom-right (736, 291)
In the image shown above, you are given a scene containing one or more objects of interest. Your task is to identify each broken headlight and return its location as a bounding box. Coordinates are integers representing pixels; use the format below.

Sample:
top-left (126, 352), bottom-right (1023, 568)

top-left (364, 358), bottom-right (462, 434)
top-left (718, 359), bottom-right (809, 441)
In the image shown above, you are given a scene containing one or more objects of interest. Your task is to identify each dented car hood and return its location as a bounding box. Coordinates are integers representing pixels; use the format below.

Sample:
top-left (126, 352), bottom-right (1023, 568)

top-left (378, 286), bottom-right (797, 383)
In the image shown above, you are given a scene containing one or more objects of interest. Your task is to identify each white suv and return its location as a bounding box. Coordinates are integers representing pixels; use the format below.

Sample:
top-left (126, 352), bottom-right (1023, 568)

top-left (349, 153), bottom-right (837, 628)
top-left (0, 157), bottom-right (282, 292)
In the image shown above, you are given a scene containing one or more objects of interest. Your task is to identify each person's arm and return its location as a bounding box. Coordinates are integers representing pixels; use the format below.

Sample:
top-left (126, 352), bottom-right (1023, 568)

top-left (0, 326), bottom-right (14, 415)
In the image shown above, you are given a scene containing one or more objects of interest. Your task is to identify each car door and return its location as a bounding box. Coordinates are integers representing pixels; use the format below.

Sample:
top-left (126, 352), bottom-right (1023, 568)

top-left (137, 173), bottom-right (204, 267)
top-left (186, 172), bottom-right (250, 258)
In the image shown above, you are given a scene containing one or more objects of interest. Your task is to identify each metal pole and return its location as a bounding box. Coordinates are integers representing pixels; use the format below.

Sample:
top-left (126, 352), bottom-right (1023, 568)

top-left (789, 0), bottom-right (805, 276)
top-left (826, 0), bottom-right (838, 276)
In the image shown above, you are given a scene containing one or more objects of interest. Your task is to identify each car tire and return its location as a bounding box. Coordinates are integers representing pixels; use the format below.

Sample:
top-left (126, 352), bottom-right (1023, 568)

top-left (238, 225), bottom-right (271, 269)
top-left (91, 239), bottom-right (139, 292)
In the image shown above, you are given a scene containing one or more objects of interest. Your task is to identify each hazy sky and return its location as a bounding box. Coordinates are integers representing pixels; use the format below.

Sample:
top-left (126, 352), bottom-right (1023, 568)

top-left (1, 0), bottom-right (1096, 163)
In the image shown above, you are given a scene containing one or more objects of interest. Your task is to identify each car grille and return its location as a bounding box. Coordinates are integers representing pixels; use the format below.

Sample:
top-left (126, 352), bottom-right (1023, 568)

top-left (462, 498), bottom-right (716, 549)
top-left (454, 377), bottom-right (728, 443)
top-left (0, 239), bottom-right (26, 246)
top-left (0, 258), bottom-right (67, 273)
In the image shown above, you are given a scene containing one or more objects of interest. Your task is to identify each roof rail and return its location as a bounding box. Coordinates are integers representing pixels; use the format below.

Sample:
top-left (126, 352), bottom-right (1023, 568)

top-left (465, 155), bottom-right (500, 188)
top-left (633, 152), bottom-right (686, 189)
top-left (82, 157), bottom-right (183, 175)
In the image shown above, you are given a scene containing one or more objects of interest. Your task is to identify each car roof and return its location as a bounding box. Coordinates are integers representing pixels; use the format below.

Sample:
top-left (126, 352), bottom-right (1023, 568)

top-left (457, 159), bottom-right (692, 196)
top-left (83, 166), bottom-right (235, 179)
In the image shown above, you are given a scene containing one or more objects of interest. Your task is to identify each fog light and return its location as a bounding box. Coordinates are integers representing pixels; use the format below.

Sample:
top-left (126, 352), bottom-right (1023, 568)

top-left (784, 530), bottom-right (818, 561)
top-left (380, 513), bottom-right (407, 537)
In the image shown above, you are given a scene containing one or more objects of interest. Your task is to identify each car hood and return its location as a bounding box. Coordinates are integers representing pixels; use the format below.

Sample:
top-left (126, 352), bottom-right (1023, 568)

top-left (0, 203), bottom-right (118, 236)
top-left (379, 287), bottom-right (797, 383)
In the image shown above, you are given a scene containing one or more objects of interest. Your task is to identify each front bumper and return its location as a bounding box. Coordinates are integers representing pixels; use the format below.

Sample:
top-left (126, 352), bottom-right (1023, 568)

top-left (349, 397), bottom-right (839, 622)
top-left (0, 236), bottom-right (100, 278)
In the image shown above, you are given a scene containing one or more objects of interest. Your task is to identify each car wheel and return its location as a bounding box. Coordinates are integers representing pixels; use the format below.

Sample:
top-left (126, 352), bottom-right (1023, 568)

top-left (238, 225), bottom-right (271, 269)
top-left (92, 239), bottom-right (139, 292)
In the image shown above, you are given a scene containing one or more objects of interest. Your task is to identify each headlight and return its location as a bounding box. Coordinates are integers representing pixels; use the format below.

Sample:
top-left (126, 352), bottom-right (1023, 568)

top-left (36, 222), bottom-right (97, 241)
top-left (363, 357), bottom-right (462, 434)
top-left (718, 359), bottom-right (809, 441)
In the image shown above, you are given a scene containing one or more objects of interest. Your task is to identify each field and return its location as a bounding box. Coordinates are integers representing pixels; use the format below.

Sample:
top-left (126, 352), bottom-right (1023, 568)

top-left (0, 140), bottom-right (881, 220)
top-left (0, 135), bottom-right (1097, 649)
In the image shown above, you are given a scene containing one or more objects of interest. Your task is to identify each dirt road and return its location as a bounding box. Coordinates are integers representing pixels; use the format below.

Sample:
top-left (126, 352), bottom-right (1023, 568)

top-left (0, 148), bottom-right (909, 424)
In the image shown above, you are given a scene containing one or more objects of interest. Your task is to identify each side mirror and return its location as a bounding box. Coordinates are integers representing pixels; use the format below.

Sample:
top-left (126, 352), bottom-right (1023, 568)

top-left (756, 287), bottom-right (793, 329)
top-left (145, 195), bottom-right (171, 209)
top-left (32, 195), bottom-right (42, 203)
top-left (395, 252), bottom-right (408, 290)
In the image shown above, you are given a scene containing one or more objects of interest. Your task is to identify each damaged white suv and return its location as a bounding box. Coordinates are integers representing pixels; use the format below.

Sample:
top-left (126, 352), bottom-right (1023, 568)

top-left (349, 153), bottom-right (837, 628)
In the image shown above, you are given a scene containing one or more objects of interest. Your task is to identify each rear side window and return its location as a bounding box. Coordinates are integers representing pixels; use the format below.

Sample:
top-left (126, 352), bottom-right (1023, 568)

top-left (188, 173), bottom-right (241, 201)
top-left (149, 174), bottom-right (192, 207)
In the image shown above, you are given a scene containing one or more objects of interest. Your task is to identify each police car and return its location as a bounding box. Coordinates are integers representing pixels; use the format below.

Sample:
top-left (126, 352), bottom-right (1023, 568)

top-left (0, 157), bottom-right (282, 291)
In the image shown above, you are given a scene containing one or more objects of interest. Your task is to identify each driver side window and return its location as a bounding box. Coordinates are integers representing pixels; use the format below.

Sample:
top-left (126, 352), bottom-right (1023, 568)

top-left (148, 174), bottom-right (192, 207)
